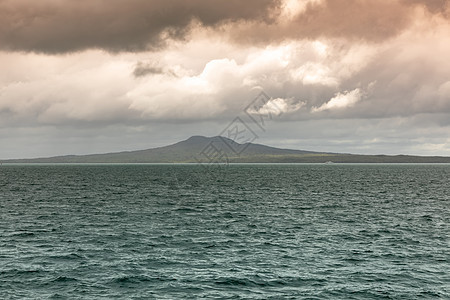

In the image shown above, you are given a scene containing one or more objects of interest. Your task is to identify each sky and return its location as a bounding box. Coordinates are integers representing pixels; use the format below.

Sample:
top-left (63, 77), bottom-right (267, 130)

top-left (1, 0), bottom-right (450, 159)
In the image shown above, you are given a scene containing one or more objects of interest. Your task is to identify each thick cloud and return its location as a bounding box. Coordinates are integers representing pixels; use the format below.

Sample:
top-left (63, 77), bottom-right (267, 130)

top-left (2, 25), bottom-right (449, 125)
top-left (1, 0), bottom-right (449, 54)
top-left (0, 0), bottom-right (280, 53)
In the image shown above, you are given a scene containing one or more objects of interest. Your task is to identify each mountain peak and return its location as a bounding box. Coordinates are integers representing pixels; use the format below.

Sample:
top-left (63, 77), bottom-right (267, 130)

top-left (185, 135), bottom-right (208, 141)
top-left (184, 135), bottom-right (236, 144)
top-left (5, 135), bottom-right (450, 163)
top-left (182, 135), bottom-right (211, 145)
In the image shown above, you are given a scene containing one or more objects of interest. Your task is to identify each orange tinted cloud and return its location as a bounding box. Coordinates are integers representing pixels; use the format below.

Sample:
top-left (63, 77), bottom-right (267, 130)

top-left (1, 0), bottom-right (449, 54)
top-left (228, 0), bottom-right (449, 45)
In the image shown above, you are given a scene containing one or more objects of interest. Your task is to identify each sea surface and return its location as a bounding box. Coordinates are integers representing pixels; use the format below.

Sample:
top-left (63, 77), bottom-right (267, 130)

top-left (0, 164), bottom-right (449, 299)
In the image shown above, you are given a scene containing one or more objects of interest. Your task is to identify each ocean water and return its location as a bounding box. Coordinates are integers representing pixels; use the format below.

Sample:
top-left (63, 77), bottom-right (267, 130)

top-left (0, 164), bottom-right (449, 299)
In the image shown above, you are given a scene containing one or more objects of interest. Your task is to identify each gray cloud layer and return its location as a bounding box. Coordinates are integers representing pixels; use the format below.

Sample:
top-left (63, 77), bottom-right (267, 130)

top-left (1, 0), bottom-right (449, 54)
top-left (0, 0), bottom-right (280, 53)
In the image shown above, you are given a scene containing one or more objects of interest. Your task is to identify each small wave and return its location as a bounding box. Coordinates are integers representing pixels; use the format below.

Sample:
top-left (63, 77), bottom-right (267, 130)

top-left (49, 253), bottom-right (85, 260)
top-left (0, 269), bottom-right (47, 278)
top-left (420, 214), bottom-right (433, 221)
top-left (173, 207), bottom-right (201, 212)
top-left (8, 231), bottom-right (35, 238)
top-left (51, 276), bottom-right (79, 283)
top-left (110, 275), bottom-right (176, 285)
top-left (215, 278), bottom-right (252, 286)
top-left (214, 276), bottom-right (278, 287)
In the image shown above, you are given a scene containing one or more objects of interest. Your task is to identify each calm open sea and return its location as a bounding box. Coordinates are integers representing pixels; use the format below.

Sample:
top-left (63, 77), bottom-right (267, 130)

top-left (0, 164), bottom-right (449, 299)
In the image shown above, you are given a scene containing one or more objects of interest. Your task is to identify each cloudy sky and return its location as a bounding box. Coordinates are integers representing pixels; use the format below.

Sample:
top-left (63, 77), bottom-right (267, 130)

top-left (1, 0), bottom-right (450, 159)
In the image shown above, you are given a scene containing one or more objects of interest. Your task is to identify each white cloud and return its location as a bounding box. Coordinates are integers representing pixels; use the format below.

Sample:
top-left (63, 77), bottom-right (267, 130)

top-left (0, 37), bottom-right (382, 125)
top-left (290, 62), bottom-right (338, 86)
top-left (312, 88), bottom-right (362, 112)
top-left (247, 97), bottom-right (305, 116)
top-left (0, 51), bottom-right (135, 125)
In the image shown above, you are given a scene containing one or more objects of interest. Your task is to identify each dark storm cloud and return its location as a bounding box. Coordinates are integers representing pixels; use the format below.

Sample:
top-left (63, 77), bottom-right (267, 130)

top-left (0, 0), bottom-right (281, 53)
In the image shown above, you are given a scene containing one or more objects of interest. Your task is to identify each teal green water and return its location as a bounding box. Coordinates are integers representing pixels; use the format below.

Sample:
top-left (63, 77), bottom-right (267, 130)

top-left (0, 164), bottom-right (449, 299)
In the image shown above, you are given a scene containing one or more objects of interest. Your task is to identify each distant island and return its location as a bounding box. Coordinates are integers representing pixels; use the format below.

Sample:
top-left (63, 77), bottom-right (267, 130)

top-left (3, 136), bottom-right (450, 163)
